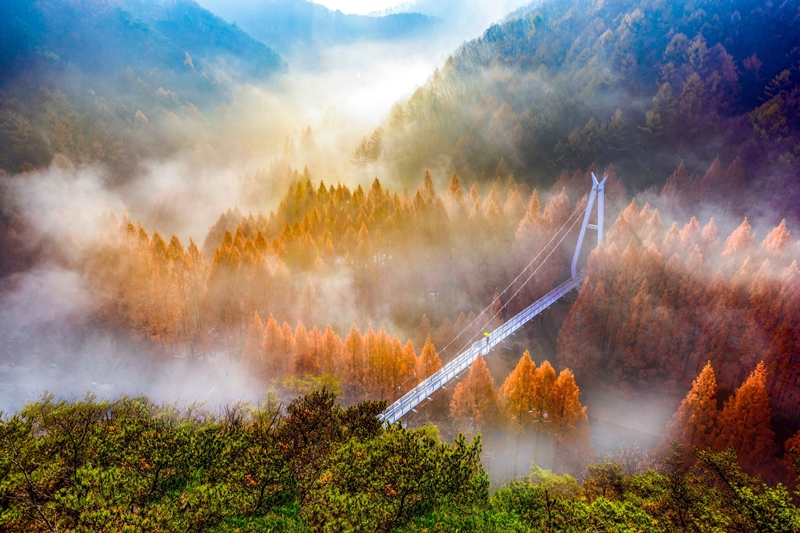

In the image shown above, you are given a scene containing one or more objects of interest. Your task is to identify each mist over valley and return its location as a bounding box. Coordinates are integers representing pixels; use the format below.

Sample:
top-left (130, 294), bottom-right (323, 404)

top-left (2, 0), bottom-right (800, 531)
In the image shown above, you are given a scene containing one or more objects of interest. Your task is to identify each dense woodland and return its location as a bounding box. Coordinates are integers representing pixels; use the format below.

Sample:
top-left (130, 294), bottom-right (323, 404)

top-left (0, 0), bottom-right (284, 176)
top-left (8, 161), bottom-right (791, 472)
top-left (558, 165), bottom-right (800, 428)
top-left (69, 168), bottom-right (626, 396)
top-left (2, 390), bottom-right (800, 532)
top-left (363, 0), bottom-right (800, 203)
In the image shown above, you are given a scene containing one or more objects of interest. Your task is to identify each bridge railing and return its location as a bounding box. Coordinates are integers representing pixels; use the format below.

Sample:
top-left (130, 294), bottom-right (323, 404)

top-left (380, 274), bottom-right (585, 424)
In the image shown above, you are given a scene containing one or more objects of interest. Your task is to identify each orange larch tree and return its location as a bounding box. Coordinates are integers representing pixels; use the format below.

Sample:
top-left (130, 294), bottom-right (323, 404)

top-left (661, 361), bottom-right (719, 457)
top-left (714, 362), bottom-right (777, 471)
top-left (241, 311), bottom-right (264, 378)
top-left (293, 321), bottom-right (314, 376)
top-left (341, 324), bottom-right (367, 399)
top-left (319, 324), bottom-right (341, 376)
top-left (417, 335), bottom-right (442, 381)
top-left (550, 368), bottom-right (592, 470)
top-left (551, 369), bottom-right (589, 441)
top-left (499, 350), bottom-right (538, 429)
top-left (450, 356), bottom-right (500, 432)
top-left (262, 314), bottom-right (284, 378)
top-left (533, 360), bottom-right (558, 422)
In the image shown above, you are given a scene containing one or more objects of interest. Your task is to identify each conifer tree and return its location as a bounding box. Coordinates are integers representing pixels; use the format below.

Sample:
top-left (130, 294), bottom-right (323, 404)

top-left (499, 351), bottom-right (537, 428)
top-left (319, 325), bottom-right (341, 375)
top-left (242, 311), bottom-right (264, 377)
top-left (721, 218), bottom-right (753, 257)
top-left (450, 356), bottom-right (500, 431)
top-left (662, 361), bottom-right (719, 456)
top-left (551, 369), bottom-right (588, 441)
top-left (533, 360), bottom-right (557, 419)
top-left (342, 324), bottom-right (367, 398)
top-left (714, 362), bottom-right (776, 470)
top-left (262, 314), bottom-right (284, 377)
top-left (761, 219), bottom-right (792, 252)
top-left (417, 335), bottom-right (442, 380)
top-left (294, 321), bottom-right (314, 375)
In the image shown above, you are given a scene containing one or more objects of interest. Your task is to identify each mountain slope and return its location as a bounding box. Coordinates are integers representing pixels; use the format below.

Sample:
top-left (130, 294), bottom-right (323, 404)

top-left (366, 0), bottom-right (800, 197)
top-left (0, 0), bottom-right (285, 175)
top-left (1, 0), bottom-right (283, 90)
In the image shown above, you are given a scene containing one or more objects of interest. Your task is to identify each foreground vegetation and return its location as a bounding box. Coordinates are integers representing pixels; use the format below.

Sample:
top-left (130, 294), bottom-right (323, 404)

top-left (2, 390), bottom-right (799, 532)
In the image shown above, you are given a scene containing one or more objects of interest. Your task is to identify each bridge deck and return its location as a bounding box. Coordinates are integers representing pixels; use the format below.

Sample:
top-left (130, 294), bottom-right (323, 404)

top-left (380, 274), bottom-right (586, 424)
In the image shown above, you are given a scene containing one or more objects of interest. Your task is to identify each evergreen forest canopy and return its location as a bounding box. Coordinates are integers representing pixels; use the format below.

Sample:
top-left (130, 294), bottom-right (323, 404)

top-left (363, 0), bottom-right (800, 207)
top-left (0, 0), bottom-right (285, 176)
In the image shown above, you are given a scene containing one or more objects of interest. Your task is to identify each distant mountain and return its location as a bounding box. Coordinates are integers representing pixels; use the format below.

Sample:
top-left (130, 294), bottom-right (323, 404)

top-left (202, 0), bottom-right (440, 55)
top-left (365, 0), bottom-right (800, 200)
top-left (0, 0), bottom-right (284, 175)
top-left (0, 0), bottom-right (283, 91)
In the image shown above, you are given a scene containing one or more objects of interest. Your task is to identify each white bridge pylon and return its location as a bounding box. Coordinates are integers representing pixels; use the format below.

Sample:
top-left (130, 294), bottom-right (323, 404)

top-left (380, 174), bottom-right (607, 425)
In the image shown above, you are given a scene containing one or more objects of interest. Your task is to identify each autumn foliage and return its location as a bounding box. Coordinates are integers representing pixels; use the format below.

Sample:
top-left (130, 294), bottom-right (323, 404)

top-left (78, 168), bottom-right (616, 402)
top-left (450, 351), bottom-right (590, 456)
top-left (663, 361), bottom-right (779, 477)
top-left (557, 169), bottom-right (800, 427)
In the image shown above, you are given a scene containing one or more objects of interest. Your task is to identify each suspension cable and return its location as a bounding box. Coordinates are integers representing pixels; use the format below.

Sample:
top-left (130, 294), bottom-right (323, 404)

top-left (452, 198), bottom-right (587, 356)
top-left (382, 193), bottom-right (589, 403)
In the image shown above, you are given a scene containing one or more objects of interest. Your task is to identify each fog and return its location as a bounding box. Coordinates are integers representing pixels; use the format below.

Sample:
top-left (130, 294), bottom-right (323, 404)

top-left (0, 1), bottom-right (529, 414)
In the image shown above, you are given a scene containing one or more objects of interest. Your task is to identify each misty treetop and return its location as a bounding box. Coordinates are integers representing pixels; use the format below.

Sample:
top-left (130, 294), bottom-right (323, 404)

top-left (212, 0), bottom-right (440, 56)
top-left (363, 0), bottom-right (800, 201)
top-left (556, 186), bottom-right (800, 429)
top-left (78, 168), bottom-right (602, 365)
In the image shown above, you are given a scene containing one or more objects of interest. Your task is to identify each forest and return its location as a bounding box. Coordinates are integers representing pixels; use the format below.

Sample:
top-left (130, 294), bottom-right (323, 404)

top-left (2, 390), bottom-right (800, 532)
top-left (2, 0), bottom-right (800, 531)
top-left (362, 0), bottom-right (800, 208)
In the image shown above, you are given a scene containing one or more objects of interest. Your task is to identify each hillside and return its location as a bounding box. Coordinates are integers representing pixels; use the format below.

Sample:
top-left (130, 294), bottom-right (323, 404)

top-left (364, 0), bottom-right (800, 201)
top-left (0, 0), bottom-right (284, 174)
top-left (1, 0), bottom-right (282, 87)
top-left (2, 391), bottom-right (800, 532)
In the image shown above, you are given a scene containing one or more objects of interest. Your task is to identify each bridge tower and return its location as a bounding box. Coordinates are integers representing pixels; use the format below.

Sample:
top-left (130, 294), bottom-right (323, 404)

top-left (571, 172), bottom-right (607, 279)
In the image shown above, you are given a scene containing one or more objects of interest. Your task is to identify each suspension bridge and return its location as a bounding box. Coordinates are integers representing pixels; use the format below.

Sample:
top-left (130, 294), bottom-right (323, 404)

top-left (380, 173), bottom-right (608, 424)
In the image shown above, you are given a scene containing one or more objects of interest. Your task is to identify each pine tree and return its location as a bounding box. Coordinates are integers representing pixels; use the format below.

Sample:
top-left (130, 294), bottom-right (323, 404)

top-left (534, 360), bottom-right (557, 420)
top-left (399, 340), bottom-right (417, 394)
top-left (721, 218), bottom-right (754, 257)
top-left (319, 325), bottom-right (341, 375)
top-left (280, 321), bottom-right (295, 376)
top-left (499, 351), bottom-right (537, 429)
top-left (662, 361), bottom-right (719, 456)
top-left (420, 170), bottom-right (437, 202)
top-left (262, 314), bottom-right (284, 377)
top-left (761, 219), bottom-right (792, 252)
top-left (294, 321), bottom-right (314, 375)
top-left (450, 356), bottom-right (500, 431)
top-left (342, 324), bottom-right (367, 399)
top-left (417, 335), bottom-right (442, 380)
top-left (714, 362), bottom-right (776, 470)
top-left (551, 369), bottom-right (591, 469)
top-left (551, 369), bottom-right (588, 439)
